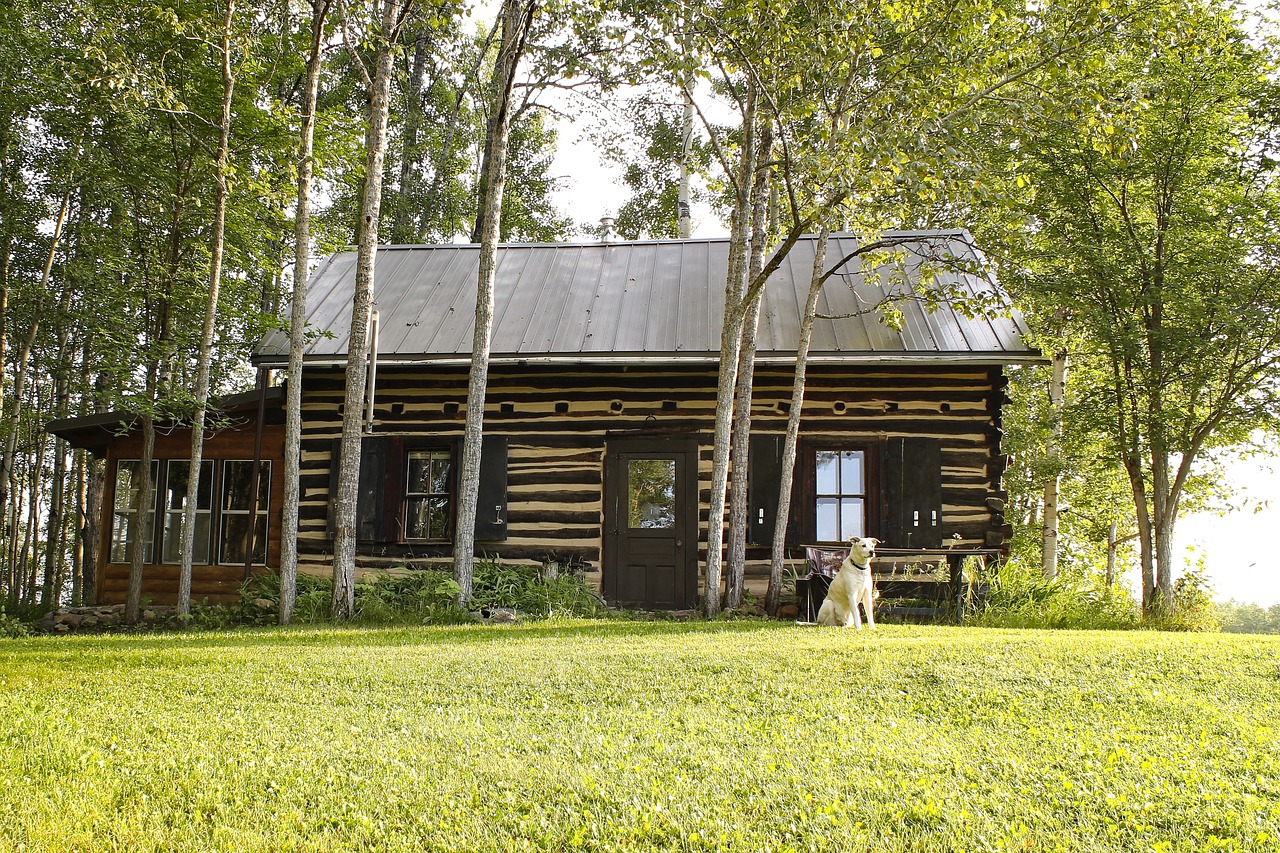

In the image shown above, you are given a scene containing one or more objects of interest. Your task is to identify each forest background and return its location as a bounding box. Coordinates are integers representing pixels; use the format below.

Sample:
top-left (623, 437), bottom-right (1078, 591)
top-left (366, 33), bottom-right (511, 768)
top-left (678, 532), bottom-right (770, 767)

top-left (2, 0), bottom-right (1279, 626)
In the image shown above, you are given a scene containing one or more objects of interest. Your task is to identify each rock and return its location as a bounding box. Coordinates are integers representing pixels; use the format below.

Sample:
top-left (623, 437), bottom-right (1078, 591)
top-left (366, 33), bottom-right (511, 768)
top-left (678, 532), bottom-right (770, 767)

top-left (55, 612), bottom-right (84, 628)
top-left (252, 598), bottom-right (275, 611)
top-left (777, 604), bottom-right (799, 619)
top-left (482, 607), bottom-right (521, 624)
top-left (53, 623), bottom-right (70, 633)
top-left (142, 609), bottom-right (157, 621)
top-left (80, 616), bottom-right (99, 628)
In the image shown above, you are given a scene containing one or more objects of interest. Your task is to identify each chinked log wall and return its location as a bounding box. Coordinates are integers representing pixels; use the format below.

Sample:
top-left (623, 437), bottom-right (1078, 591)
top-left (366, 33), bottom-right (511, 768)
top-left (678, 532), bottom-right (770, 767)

top-left (295, 363), bottom-right (1007, 596)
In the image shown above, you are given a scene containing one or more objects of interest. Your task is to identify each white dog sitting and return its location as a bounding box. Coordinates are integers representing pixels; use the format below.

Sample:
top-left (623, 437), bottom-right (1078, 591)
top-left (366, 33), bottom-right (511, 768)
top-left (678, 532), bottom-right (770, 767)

top-left (816, 537), bottom-right (879, 629)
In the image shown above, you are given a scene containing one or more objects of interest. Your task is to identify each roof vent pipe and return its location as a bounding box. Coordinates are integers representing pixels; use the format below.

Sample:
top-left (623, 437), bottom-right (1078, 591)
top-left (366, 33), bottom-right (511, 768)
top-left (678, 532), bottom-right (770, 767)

top-left (599, 215), bottom-right (615, 242)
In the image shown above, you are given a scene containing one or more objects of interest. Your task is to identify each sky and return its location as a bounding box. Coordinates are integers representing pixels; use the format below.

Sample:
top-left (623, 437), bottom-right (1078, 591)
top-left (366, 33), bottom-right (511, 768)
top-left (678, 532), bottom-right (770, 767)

top-left (550, 120), bottom-right (1280, 609)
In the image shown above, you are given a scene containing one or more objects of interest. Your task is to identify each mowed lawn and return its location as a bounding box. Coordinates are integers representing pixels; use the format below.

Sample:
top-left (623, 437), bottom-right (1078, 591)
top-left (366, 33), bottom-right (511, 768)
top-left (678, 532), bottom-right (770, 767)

top-left (1, 622), bottom-right (1278, 852)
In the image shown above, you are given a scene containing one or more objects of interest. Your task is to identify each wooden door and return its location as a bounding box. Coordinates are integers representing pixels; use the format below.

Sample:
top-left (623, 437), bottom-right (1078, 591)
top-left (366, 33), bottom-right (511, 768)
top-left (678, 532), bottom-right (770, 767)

top-left (603, 438), bottom-right (697, 610)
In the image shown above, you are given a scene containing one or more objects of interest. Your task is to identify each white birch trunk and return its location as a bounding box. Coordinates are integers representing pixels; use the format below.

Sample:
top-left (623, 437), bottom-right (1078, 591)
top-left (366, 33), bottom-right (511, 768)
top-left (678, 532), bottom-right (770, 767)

top-left (1041, 349), bottom-right (1066, 581)
top-left (280, 0), bottom-right (328, 625)
top-left (178, 0), bottom-right (235, 616)
top-left (725, 124), bottom-right (772, 609)
top-left (765, 229), bottom-right (828, 615)
top-left (454, 0), bottom-right (532, 602)
top-left (332, 0), bottom-right (405, 620)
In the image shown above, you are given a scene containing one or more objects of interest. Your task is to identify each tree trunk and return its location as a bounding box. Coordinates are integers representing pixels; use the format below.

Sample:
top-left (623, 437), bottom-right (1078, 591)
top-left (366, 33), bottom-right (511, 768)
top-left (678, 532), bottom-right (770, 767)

top-left (0, 188), bottom-right (73, 546)
top-left (725, 123), bottom-right (772, 609)
top-left (702, 85), bottom-right (757, 617)
top-left (41, 359), bottom-right (71, 610)
top-left (178, 0), bottom-right (236, 617)
top-left (125, 414), bottom-right (156, 625)
top-left (1105, 519), bottom-right (1118, 589)
top-left (765, 229), bottom-right (829, 615)
top-left (453, 0), bottom-right (534, 602)
top-left (391, 24), bottom-right (429, 243)
top-left (332, 0), bottom-right (408, 620)
top-left (1041, 349), bottom-right (1067, 581)
top-left (281, 0), bottom-right (330, 625)
top-left (677, 28), bottom-right (694, 240)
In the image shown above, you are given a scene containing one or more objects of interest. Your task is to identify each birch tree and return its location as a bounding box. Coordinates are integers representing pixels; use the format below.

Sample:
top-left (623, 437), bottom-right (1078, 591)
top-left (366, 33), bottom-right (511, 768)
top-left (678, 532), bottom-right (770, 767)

top-left (331, 0), bottom-right (414, 620)
top-left (177, 0), bottom-right (236, 617)
top-left (280, 0), bottom-right (332, 625)
top-left (1009, 0), bottom-right (1280, 611)
top-left (453, 0), bottom-right (537, 603)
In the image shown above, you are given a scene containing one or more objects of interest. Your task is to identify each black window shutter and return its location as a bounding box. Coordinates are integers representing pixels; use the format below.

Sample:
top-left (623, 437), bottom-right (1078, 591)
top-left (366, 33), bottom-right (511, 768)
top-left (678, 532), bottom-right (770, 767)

top-left (473, 434), bottom-right (508, 541)
top-left (381, 436), bottom-right (404, 542)
top-left (747, 433), bottom-right (784, 546)
top-left (356, 436), bottom-right (388, 542)
top-left (884, 437), bottom-right (943, 548)
top-left (326, 438), bottom-right (341, 541)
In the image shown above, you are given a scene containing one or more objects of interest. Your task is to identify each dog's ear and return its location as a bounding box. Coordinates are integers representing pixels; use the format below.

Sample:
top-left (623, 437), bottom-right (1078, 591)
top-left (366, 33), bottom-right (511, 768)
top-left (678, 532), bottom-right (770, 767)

top-left (868, 537), bottom-right (880, 546)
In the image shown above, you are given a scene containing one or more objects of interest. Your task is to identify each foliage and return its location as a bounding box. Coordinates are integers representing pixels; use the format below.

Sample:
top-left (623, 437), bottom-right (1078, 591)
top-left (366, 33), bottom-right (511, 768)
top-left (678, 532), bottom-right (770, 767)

top-left (1218, 600), bottom-right (1280, 634)
top-left (186, 562), bottom-right (602, 628)
top-left (1, 624), bottom-right (1278, 851)
top-left (971, 557), bottom-right (1142, 630)
top-left (470, 555), bottom-right (605, 617)
top-left (996, 0), bottom-right (1280, 609)
top-left (1147, 566), bottom-right (1223, 633)
top-left (0, 613), bottom-right (29, 639)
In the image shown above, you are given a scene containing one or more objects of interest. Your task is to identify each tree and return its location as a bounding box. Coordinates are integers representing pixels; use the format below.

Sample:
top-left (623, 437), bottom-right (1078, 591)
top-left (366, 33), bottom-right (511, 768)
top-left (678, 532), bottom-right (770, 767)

top-left (453, 0), bottom-right (537, 603)
top-left (1011, 0), bottom-right (1280, 612)
top-left (331, 0), bottom-right (415, 620)
top-left (280, 0), bottom-right (333, 626)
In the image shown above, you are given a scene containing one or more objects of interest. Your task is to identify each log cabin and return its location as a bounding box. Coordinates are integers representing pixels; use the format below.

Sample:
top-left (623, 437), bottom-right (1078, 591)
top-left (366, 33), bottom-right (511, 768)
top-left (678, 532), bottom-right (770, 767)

top-left (49, 230), bottom-right (1041, 610)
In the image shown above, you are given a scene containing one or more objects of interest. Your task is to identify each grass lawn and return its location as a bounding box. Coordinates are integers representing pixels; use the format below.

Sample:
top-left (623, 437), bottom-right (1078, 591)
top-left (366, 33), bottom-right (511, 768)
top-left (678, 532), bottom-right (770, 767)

top-left (1, 621), bottom-right (1278, 852)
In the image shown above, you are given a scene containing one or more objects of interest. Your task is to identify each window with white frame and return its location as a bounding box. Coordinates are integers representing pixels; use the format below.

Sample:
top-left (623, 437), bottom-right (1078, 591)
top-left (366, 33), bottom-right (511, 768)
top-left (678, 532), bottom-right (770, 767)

top-left (404, 449), bottom-right (452, 540)
top-left (814, 448), bottom-right (866, 542)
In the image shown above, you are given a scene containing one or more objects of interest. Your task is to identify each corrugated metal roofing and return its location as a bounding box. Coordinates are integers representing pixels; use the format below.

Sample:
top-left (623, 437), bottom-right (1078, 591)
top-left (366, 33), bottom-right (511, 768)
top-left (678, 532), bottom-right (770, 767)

top-left (255, 230), bottom-right (1040, 366)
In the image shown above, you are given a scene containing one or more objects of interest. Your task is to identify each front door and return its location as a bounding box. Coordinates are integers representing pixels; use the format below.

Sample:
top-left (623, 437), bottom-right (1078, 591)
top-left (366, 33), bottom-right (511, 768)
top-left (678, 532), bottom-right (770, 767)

top-left (603, 438), bottom-right (697, 610)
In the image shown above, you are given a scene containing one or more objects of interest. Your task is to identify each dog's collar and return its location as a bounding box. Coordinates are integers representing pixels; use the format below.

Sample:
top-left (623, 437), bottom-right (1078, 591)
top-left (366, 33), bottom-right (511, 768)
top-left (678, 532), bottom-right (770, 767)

top-left (848, 559), bottom-right (871, 571)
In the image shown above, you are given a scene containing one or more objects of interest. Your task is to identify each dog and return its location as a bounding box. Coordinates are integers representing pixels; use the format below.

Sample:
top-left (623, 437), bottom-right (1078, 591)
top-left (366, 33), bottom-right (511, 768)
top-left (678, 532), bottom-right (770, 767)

top-left (816, 537), bottom-right (879, 629)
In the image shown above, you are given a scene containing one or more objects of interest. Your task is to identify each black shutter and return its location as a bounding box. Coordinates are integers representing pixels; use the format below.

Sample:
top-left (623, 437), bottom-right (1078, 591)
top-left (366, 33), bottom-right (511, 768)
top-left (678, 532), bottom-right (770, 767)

top-left (473, 434), bottom-right (508, 541)
top-left (747, 433), bottom-right (784, 546)
top-left (356, 436), bottom-right (388, 542)
top-left (884, 437), bottom-right (943, 548)
top-left (326, 438), bottom-right (341, 541)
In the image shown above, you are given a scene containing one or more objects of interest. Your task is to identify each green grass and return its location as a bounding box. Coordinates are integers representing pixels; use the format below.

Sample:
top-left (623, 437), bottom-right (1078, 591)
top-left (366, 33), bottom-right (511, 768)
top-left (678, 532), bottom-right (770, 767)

top-left (2, 622), bottom-right (1278, 852)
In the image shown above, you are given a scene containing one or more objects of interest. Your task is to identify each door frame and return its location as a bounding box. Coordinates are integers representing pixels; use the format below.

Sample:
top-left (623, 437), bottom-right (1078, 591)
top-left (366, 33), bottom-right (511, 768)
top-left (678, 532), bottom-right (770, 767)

top-left (602, 436), bottom-right (699, 610)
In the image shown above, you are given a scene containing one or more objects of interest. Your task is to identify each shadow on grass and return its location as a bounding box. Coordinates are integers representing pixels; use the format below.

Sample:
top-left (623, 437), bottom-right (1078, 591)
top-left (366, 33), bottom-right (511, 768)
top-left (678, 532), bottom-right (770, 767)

top-left (1, 616), bottom-right (804, 658)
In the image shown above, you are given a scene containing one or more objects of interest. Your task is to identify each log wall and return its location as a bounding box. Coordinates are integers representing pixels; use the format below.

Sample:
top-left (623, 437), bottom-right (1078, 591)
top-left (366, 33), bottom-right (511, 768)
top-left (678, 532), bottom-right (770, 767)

top-left (295, 362), bottom-right (1009, 598)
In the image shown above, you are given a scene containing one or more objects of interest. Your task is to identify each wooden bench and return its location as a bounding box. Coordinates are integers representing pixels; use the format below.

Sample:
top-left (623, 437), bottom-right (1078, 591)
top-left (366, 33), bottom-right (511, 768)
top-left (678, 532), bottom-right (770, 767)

top-left (797, 546), bottom-right (1001, 623)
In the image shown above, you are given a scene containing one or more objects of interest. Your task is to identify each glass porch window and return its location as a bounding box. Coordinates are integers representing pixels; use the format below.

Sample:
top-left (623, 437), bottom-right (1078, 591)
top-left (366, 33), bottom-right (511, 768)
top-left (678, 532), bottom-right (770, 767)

top-left (218, 460), bottom-right (270, 565)
top-left (110, 459), bottom-right (158, 563)
top-left (404, 450), bottom-right (452, 540)
top-left (162, 459), bottom-right (214, 564)
top-left (815, 449), bottom-right (865, 541)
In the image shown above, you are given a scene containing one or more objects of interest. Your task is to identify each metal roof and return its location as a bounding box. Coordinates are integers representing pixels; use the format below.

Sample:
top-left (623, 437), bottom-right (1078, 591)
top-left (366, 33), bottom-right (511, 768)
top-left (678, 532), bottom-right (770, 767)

top-left (255, 230), bottom-right (1040, 366)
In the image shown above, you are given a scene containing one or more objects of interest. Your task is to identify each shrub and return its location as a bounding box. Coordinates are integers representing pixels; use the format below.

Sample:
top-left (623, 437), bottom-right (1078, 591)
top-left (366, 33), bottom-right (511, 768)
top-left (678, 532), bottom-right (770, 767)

top-left (970, 557), bottom-right (1141, 630)
top-left (0, 612), bottom-right (29, 639)
top-left (471, 556), bottom-right (605, 618)
top-left (1147, 566), bottom-right (1221, 632)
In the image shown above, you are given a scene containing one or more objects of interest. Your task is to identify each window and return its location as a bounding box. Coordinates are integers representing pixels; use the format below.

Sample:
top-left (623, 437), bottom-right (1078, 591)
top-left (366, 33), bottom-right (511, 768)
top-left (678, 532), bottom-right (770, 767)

top-left (219, 460), bottom-right (270, 565)
top-left (161, 460), bottom-right (214, 564)
top-left (627, 458), bottom-right (676, 529)
top-left (404, 449), bottom-right (452, 540)
top-left (814, 448), bottom-right (866, 542)
top-left (110, 459), bottom-right (158, 563)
